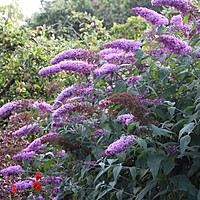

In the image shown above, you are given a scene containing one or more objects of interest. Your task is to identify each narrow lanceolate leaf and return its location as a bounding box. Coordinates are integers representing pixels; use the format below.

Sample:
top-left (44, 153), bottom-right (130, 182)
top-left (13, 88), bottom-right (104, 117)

top-left (113, 165), bottom-right (122, 181)
top-left (147, 154), bottom-right (164, 179)
top-left (180, 135), bottom-right (191, 155)
top-left (179, 122), bottom-right (195, 139)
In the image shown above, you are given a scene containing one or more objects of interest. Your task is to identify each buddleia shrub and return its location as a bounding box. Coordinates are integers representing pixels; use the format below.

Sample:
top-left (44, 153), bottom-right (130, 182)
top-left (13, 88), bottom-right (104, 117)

top-left (0, 0), bottom-right (200, 199)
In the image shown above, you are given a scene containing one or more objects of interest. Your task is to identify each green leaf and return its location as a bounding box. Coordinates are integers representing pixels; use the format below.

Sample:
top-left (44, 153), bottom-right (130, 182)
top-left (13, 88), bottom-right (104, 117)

top-left (136, 138), bottom-right (147, 150)
top-left (147, 154), bottom-right (164, 179)
top-left (96, 186), bottom-right (113, 200)
top-left (157, 25), bottom-right (165, 35)
top-left (113, 81), bottom-right (126, 93)
top-left (170, 175), bottom-right (197, 197)
top-left (129, 167), bottom-right (137, 179)
top-left (179, 122), bottom-right (195, 139)
top-left (168, 107), bottom-right (176, 118)
top-left (180, 135), bottom-right (191, 155)
top-left (107, 159), bottom-right (118, 165)
top-left (162, 157), bottom-right (175, 175)
top-left (136, 180), bottom-right (156, 200)
top-left (151, 124), bottom-right (172, 137)
top-left (197, 190), bottom-right (200, 200)
top-left (135, 49), bottom-right (143, 62)
top-left (116, 189), bottom-right (124, 200)
top-left (94, 166), bottom-right (110, 183)
top-left (113, 165), bottom-right (122, 181)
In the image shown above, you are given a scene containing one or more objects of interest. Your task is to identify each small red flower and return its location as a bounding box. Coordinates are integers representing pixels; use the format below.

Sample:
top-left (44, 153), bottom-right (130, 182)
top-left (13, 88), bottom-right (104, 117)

top-left (35, 171), bottom-right (42, 181)
top-left (33, 180), bottom-right (42, 192)
top-left (11, 184), bottom-right (17, 194)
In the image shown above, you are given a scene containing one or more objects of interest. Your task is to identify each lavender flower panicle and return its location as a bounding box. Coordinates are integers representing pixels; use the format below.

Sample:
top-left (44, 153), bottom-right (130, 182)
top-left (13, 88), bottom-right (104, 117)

top-left (0, 165), bottom-right (22, 175)
top-left (40, 132), bottom-right (59, 140)
top-left (98, 48), bottom-right (125, 56)
top-left (132, 7), bottom-right (168, 27)
top-left (45, 176), bottom-right (63, 185)
top-left (14, 180), bottom-right (33, 190)
top-left (103, 52), bottom-right (136, 65)
top-left (91, 129), bottom-right (106, 136)
top-left (52, 103), bottom-right (74, 119)
top-left (13, 151), bottom-right (35, 161)
top-left (36, 195), bottom-right (45, 200)
top-left (156, 35), bottom-right (192, 55)
top-left (166, 145), bottom-right (177, 154)
top-left (103, 39), bottom-right (142, 52)
top-left (38, 65), bottom-right (62, 76)
top-left (0, 102), bottom-right (15, 118)
top-left (93, 63), bottom-right (118, 76)
top-left (151, 0), bottom-right (194, 14)
top-left (59, 61), bottom-right (92, 76)
top-left (50, 48), bottom-right (90, 65)
top-left (54, 82), bottom-right (92, 106)
top-left (126, 75), bottom-right (141, 85)
top-left (117, 114), bottom-right (135, 125)
top-left (170, 15), bottom-right (183, 26)
top-left (12, 123), bottom-right (41, 137)
top-left (105, 135), bottom-right (136, 156)
top-left (33, 101), bottom-right (52, 114)
top-left (22, 138), bottom-right (43, 152)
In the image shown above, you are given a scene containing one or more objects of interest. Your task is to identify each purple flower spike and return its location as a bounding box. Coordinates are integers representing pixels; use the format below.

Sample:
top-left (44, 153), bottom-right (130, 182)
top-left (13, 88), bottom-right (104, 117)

top-left (166, 145), bottom-right (177, 154)
top-left (170, 15), bottom-right (183, 26)
top-left (33, 101), bottom-right (52, 114)
top-left (14, 180), bottom-right (33, 190)
top-left (156, 35), bottom-right (192, 55)
top-left (117, 114), bottom-right (135, 125)
top-left (36, 195), bottom-right (45, 200)
top-left (98, 48), bottom-right (125, 56)
top-left (54, 82), bottom-right (92, 106)
top-left (0, 165), bottom-right (22, 175)
top-left (151, 0), bottom-right (194, 14)
top-left (59, 61), bottom-right (92, 76)
top-left (13, 151), bottom-right (35, 161)
top-left (50, 48), bottom-right (90, 65)
top-left (105, 135), bottom-right (136, 156)
top-left (12, 123), bottom-right (41, 137)
top-left (45, 176), bottom-right (63, 185)
top-left (52, 103), bottom-right (74, 119)
top-left (0, 102), bottom-right (16, 118)
top-left (22, 138), bottom-right (43, 152)
top-left (132, 7), bottom-right (169, 27)
top-left (38, 65), bottom-right (62, 76)
top-left (93, 63), bottom-right (118, 76)
top-left (103, 39), bottom-right (142, 52)
top-left (91, 129), bottom-right (106, 136)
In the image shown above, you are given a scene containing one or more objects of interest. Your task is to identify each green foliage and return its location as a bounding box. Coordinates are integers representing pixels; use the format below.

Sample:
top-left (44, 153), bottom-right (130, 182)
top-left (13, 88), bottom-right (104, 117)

top-left (1, 0), bottom-right (200, 200)
top-left (110, 16), bottom-right (149, 40)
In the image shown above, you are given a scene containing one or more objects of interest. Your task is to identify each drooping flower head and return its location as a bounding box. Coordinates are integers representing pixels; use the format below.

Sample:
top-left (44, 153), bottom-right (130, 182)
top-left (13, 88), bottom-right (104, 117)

top-left (151, 0), bottom-right (194, 14)
top-left (103, 39), bottom-right (142, 52)
top-left (93, 63), bottom-right (118, 76)
top-left (13, 151), bottom-right (35, 161)
top-left (132, 7), bottom-right (169, 27)
top-left (50, 48), bottom-right (90, 65)
top-left (170, 15), bottom-right (183, 26)
top-left (117, 114), bottom-right (136, 125)
top-left (38, 65), bottom-right (62, 76)
top-left (33, 101), bottom-right (52, 114)
top-left (105, 135), bottom-right (136, 156)
top-left (98, 48), bottom-right (125, 56)
top-left (54, 82), bottom-right (92, 106)
top-left (0, 165), bottom-right (22, 175)
top-left (12, 123), bottom-right (41, 137)
top-left (91, 129), bottom-right (106, 136)
top-left (156, 34), bottom-right (192, 55)
top-left (14, 180), bottom-right (33, 191)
